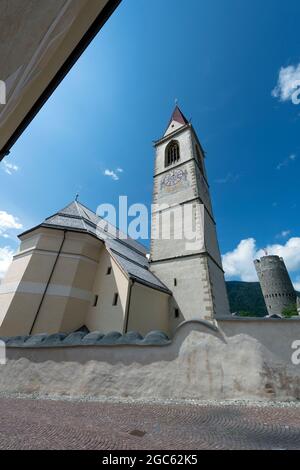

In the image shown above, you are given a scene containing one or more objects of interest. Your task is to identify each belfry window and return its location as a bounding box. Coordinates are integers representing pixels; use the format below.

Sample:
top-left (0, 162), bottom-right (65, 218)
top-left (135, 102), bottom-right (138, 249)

top-left (165, 141), bottom-right (180, 167)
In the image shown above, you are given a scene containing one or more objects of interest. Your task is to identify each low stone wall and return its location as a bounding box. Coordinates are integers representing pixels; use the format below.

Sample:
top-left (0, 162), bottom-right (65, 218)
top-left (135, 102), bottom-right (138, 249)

top-left (0, 319), bottom-right (300, 401)
top-left (218, 317), bottom-right (300, 363)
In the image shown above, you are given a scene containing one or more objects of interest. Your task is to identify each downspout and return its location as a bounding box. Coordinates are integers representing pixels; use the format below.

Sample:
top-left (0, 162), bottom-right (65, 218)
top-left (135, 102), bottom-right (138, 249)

top-left (29, 230), bottom-right (67, 335)
top-left (123, 278), bottom-right (134, 334)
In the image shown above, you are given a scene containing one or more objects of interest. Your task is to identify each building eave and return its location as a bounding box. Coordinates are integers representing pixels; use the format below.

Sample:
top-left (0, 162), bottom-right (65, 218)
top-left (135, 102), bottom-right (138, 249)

top-left (18, 223), bottom-right (103, 245)
top-left (0, 0), bottom-right (121, 161)
top-left (130, 275), bottom-right (172, 295)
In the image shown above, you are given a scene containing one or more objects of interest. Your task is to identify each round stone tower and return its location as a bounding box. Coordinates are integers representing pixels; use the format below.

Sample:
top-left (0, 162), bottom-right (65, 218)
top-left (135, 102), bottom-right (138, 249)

top-left (254, 255), bottom-right (296, 317)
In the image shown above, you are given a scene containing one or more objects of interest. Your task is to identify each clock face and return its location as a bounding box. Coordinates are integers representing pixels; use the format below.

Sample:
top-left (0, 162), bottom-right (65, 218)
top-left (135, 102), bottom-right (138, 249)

top-left (163, 169), bottom-right (185, 187)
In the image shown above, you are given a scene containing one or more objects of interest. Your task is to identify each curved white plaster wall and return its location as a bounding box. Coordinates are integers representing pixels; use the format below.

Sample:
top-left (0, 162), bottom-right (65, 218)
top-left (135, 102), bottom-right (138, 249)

top-left (1, 320), bottom-right (300, 401)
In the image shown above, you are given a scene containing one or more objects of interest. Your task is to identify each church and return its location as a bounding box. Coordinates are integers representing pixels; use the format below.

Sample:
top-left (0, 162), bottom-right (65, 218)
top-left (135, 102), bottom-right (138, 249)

top-left (0, 106), bottom-right (231, 338)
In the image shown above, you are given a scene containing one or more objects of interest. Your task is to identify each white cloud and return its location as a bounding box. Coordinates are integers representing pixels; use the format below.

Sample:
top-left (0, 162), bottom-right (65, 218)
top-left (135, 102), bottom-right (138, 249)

top-left (222, 237), bottom-right (300, 282)
top-left (293, 277), bottom-right (300, 291)
top-left (276, 230), bottom-right (291, 239)
top-left (104, 169), bottom-right (119, 181)
top-left (276, 153), bottom-right (297, 170)
top-left (2, 161), bottom-right (19, 175)
top-left (293, 278), bottom-right (300, 292)
top-left (0, 211), bottom-right (22, 232)
top-left (268, 238), bottom-right (300, 272)
top-left (103, 168), bottom-right (123, 181)
top-left (215, 173), bottom-right (239, 184)
top-left (222, 238), bottom-right (258, 281)
top-left (0, 246), bottom-right (14, 279)
top-left (272, 63), bottom-right (300, 102)
top-left (0, 210), bottom-right (22, 244)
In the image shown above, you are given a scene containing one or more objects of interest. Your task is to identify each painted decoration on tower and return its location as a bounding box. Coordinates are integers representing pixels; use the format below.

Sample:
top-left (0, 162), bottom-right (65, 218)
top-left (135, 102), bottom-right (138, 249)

top-left (160, 168), bottom-right (189, 193)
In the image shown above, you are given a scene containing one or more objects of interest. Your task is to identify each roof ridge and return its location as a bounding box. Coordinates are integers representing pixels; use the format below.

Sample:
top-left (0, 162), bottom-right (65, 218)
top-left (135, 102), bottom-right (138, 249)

top-left (41, 200), bottom-right (148, 256)
top-left (75, 200), bottom-right (88, 231)
top-left (80, 203), bottom-right (148, 255)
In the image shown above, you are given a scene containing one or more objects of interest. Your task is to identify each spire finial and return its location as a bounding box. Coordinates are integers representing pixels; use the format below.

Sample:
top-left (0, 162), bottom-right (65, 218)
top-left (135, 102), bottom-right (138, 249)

top-left (75, 193), bottom-right (79, 202)
top-left (175, 98), bottom-right (178, 106)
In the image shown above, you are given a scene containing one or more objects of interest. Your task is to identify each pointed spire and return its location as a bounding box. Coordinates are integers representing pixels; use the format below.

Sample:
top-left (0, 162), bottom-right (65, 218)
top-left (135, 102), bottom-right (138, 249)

top-left (170, 105), bottom-right (189, 126)
top-left (163, 105), bottom-right (189, 137)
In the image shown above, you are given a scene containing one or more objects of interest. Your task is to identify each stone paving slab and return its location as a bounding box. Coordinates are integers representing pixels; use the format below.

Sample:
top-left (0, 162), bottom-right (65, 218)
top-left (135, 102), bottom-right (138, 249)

top-left (0, 398), bottom-right (300, 450)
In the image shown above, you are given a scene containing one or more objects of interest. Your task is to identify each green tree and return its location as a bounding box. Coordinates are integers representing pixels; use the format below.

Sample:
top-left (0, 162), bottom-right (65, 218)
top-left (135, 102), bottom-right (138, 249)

top-left (237, 311), bottom-right (256, 317)
top-left (282, 303), bottom-right (298, 318)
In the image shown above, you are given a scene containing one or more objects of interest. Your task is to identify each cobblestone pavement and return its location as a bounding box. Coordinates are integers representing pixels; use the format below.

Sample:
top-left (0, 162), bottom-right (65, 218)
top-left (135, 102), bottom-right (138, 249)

top-left (0, 398), bottom-right (300, 450)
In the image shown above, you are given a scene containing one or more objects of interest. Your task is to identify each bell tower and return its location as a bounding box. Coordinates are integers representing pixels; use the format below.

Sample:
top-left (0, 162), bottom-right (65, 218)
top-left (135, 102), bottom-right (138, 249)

top-left (150, 106), bottom-right (230, 331)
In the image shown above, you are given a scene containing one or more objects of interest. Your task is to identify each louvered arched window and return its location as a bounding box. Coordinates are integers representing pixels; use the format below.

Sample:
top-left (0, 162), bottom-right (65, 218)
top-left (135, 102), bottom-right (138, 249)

top-left (165, 141), bottom-right (180, 167)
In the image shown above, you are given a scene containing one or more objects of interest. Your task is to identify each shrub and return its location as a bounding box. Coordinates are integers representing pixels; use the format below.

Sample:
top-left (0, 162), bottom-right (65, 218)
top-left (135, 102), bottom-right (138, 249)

top-left (282, 303), bottom-right (298, 318)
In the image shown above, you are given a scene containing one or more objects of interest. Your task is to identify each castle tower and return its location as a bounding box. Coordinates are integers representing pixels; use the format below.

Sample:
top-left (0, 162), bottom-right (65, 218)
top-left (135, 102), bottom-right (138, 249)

top-left (150, 106), bottom-right (230, 331)
top-left (254, 255), bottom-right (297, 317)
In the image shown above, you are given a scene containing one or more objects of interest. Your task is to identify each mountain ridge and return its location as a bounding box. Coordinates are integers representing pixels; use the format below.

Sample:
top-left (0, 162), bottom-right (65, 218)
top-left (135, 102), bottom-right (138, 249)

top-left (226, 280), bottom-right (299, 316)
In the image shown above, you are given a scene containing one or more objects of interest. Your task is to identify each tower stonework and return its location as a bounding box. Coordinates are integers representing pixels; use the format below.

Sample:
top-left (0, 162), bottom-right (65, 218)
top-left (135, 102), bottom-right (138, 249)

top-left (150, 106), bottom-right (230, 331)
top-left (254, 255), bottom-right (297, 317)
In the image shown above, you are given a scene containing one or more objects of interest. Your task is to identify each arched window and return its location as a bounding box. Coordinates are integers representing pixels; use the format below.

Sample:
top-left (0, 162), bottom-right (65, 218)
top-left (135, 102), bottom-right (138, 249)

top-left (165, 141), bottom-right (180, 167)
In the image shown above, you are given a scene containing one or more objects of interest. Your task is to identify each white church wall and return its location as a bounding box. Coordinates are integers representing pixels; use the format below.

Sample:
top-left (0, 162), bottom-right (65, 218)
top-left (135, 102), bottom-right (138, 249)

top-left (0, 229), bottom-right (104, 336)
top-left (0, 244), bottom-right (34, 334)
top-left (151, 199), bottom-right (206, 262)
top-left (193, 163), bottom-right (213, 216)
top-left (206, 257), bottom-right (231, 318)
top-left (0, 230), bottom-right (63, 336)
top-left (127, 282), bottom-right (170, 336)
top-left (85, 250), bottom-right (129, 334)
top-left (0, 291), bottom-right (43, 336)
top-left (151, 255), bottom-right (214, 332)
top-left (30, 232), bottom-right (101, 334)
top-left (203, 214), bottom-right (223, 267)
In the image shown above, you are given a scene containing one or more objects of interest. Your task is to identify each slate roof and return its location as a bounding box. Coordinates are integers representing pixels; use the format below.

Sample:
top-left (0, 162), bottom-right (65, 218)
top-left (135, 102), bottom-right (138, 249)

top-left (21, 201), bottom-right (171, 295)
top-left (170, 105), bottom-right (189, 126)
top-left (164, 105), bottom-right (189, 133)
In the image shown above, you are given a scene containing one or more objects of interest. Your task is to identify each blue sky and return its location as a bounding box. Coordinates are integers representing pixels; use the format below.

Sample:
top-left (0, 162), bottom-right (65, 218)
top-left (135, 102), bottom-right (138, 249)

top-left (1, 0), bottom-right (300, 285)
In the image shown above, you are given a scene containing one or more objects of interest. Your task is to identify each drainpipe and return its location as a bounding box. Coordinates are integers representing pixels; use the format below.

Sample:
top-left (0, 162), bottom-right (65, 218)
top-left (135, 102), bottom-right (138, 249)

top-left (29, 230), bottom-right (67, 335)
top-left (124, 279), bottom-right (134, 334)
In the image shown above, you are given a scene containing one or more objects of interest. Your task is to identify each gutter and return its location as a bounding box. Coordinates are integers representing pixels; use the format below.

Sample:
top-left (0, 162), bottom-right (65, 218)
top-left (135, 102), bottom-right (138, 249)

top-left (123, 279), bottom-right (134, 334)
